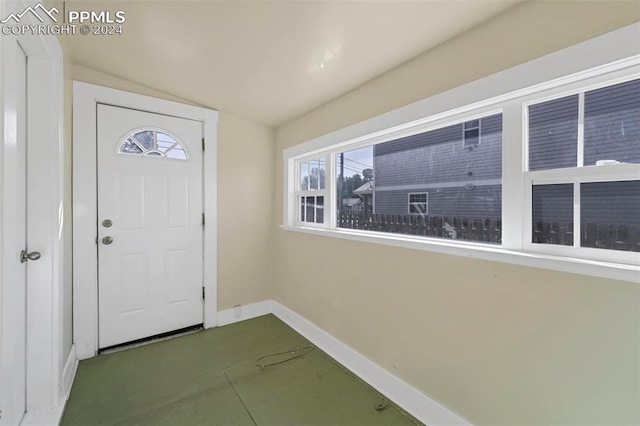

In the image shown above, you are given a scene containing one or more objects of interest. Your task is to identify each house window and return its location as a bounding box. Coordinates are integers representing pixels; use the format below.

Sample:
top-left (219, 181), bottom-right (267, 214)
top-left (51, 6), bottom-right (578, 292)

top-left (295, 157), bottom-right (327, 225)
top-left (463, 119), bottom-right (480, 148)
top-left (283, 39), bottom-right (640, 273)
top-left (525, 78), bottom-right (640, 256)
top-left (119, 129), bottom-right (188, 160)
top-left (408, 193), bottom-right (428, 215)
top-left (334, 114), bottom-right (502, 243)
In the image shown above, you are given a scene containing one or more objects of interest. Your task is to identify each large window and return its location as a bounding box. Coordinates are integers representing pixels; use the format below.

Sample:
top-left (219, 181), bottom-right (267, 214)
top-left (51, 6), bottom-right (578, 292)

top-left (335, 114), bottom-right (502, 244)
top-left (525, 78), bottom-right (639, 261)
top-left (284, 50), bottom-right (640, 270)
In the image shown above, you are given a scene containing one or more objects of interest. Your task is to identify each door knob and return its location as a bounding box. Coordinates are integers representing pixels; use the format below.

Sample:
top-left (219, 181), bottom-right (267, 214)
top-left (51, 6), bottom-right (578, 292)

top-left (20, 250), bottom-right (41, 263)
top-left (102, 236), bottom-right (114, 245)
top-left (102, 219), bottom-right (113, 228)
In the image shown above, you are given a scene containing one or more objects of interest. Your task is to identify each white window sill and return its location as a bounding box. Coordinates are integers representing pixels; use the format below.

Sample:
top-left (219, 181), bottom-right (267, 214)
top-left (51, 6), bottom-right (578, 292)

top-left (280, 225), bottom-right (640, 283)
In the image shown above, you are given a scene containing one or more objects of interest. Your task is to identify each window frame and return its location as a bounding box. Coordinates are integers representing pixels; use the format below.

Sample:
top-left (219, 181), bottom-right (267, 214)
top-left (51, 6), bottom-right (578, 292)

top-left (293, 153), bottom-right (331, 228)
top-left (521, 73), bottom-right (640, 265)
top-left (117, 126), bottom-right (190, 161)
top-left (408, 192), bottom-right (429, 216)
top-left (462, 119), bottom-right (481, 148)
top-left (282, 24), bottom-right (640, 282)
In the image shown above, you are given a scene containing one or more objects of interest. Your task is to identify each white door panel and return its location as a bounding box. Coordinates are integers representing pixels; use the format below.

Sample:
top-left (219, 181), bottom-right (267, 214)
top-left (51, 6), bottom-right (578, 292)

top-left (97, 104), bottom-right (203, 349)
top-left (1, 41), bottom-right (27, 426)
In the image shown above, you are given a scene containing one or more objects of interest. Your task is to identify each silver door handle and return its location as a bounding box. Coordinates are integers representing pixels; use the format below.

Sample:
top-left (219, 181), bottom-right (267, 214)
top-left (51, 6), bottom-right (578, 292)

top-left (20, 250), bottom-right (41, 263)
top-left (102, 236), bottom-right (114, 245)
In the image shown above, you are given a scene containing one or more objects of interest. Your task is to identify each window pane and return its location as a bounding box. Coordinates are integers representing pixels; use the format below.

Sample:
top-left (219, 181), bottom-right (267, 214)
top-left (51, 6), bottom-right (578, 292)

top-left (409, 193), bottom-right (427, 203)
top-left (305, 196), bottom-right (315, 222)
top-left (584, 79), bottom-right (640, 166)
top-left (338, 114), bottom-right (502, 244)
top-left (464, 119), bottom-right (479, 130)
top-left (532, 184), bottom-right (573, 246)
top-left (300, 162), bottom-right (309, 191)
top-left (464, 128), bottom-right (479, 147)
top-left (529, 95), bottom-right (578, 171)
top-left (318, 158), bottom-right (326, 190)
top-left (309, 160), bottom-right (319, 190)
top-left (132, 130), bottom-right (155, 150)
top-left (316, 196), bottom-right (324, 223)
top-left (299, 158), bottom-right (325, 191)
top-left (121, 138), bottom-right (143, 154)
top-left (409, 203), bottom-right (427, 215)
top-left (581, 181), bottom-right (640, 251)
top-left (166, 148), bottom-right (187, 160)
top-left (300, 197), bottom-right (305, 222)
top-left (336, 147), bottom-right (374, 217)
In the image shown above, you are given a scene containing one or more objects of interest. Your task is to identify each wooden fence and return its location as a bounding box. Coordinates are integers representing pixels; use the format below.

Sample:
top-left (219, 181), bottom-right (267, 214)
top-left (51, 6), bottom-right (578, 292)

top-left (337, 212), bottom-right (640, 251)
top-left (338, 213), bottom-right (501, 243)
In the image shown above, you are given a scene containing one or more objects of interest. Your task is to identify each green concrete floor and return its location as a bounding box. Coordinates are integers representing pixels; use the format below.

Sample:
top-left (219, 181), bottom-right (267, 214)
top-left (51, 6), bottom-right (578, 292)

top-left (61, 314), bottom-right (421, 426)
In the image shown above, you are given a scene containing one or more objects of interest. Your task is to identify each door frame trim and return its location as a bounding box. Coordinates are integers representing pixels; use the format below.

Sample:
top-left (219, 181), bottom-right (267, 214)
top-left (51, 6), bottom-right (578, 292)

top-left (0, 0), bottom-right (66, 421)
top-left (73, 82), bottom-right (219, 359)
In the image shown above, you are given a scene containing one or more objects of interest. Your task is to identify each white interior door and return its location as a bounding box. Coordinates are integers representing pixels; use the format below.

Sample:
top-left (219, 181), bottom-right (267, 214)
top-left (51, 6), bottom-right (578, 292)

top-left (97, 104), bottom-right (204, 349)
top-left (1, 41), bottom-right (28, 426)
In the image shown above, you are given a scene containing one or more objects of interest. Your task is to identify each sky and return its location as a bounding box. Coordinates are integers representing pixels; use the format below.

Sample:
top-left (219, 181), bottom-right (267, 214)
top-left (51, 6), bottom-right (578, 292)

top-left (338, 146), bottom-right (373, 177)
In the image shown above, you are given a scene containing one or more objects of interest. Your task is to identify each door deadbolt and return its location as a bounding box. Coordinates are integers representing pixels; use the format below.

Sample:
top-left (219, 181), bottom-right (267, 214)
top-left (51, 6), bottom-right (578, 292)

top-left (102, 236), bottom-right (114, 245)
top-left (20, 250), bottom-right (41, 263)
top-left (102, 219), bottom-right (113, 228)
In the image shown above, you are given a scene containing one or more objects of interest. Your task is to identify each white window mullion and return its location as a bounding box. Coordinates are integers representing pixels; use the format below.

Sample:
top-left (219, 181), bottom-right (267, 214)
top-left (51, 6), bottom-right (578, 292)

top-left (327, 153), bottom-right (337, 229)
top-left (311, 196), bottom-right (315, 223)
top-left (502, 103), bottom-right (524, 250)
top-left (286, 158), bottom-right (296, 225)
top-left (573, 181), bottom-right (581, 248)
top-left (577, 92), bottom-right (585, 167)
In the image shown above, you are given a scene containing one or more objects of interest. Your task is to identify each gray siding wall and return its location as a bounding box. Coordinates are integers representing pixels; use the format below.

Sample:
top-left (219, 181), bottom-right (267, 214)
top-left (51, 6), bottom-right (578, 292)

top-left (581, 180), bottom-right (640, 226)
top-left (373, 114), bottom-right (502, 217)
top-left (584, 78), bottom-right (640, 165)
top-left (528, 181), bottom-right (639, 226)
top-left (528, 95), bottom-right (578, 171)
top-left (375, 185), bottom-right (502, 219)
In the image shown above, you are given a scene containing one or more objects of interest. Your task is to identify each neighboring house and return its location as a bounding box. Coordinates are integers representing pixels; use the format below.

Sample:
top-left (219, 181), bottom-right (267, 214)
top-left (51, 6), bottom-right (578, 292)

top-left (341, 197), bottom-right (363, 213)
top-left (353, 180), bottom-right (373, 214)
top-left (373, 114), bottom-right (503, 219)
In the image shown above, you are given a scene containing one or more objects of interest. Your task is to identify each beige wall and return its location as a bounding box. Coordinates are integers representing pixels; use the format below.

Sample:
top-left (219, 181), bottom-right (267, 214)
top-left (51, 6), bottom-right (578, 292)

top-left (217, 113), bottom-right (274, 308)
top-left (70, 64), bottom-right (275, 312)
top-left (273, 2), bottom-right (640, 425)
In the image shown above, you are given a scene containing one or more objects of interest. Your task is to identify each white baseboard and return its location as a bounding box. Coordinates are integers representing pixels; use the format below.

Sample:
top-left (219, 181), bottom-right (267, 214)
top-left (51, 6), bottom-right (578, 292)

top-left (20, 407), bottom-right (64, 426)
top-left (270, 300), bottom-right (471, 426)
top-left (20, 345), bottom-right (78, 426)
top-left (216, 300), bottom-right (273, 327)
top-left (61, 344), bottom-right (79, 404)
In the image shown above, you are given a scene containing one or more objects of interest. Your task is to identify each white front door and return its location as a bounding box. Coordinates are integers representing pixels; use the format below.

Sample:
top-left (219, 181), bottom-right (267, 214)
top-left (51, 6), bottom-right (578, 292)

top-left (97, 104), bottom-right (204, 349)
top-left (1, 41), bottom-right (27, 426)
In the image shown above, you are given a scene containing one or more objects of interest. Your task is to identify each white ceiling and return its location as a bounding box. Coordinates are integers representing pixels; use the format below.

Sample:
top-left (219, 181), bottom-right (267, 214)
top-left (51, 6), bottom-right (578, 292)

top-left (63, 1), bottom-right (521, 126)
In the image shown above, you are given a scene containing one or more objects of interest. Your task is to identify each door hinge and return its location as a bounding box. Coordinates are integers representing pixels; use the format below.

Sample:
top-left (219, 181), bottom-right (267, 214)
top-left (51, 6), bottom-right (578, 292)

top-left (202, 213), bottom-right (205, 226)
top-left (202, 287), bottom-right (205, 299)
top-left (202, 138), bottom-right (205, 151)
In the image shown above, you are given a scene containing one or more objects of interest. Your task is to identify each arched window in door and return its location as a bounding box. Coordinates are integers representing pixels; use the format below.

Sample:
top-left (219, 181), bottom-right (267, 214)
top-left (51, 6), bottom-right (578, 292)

top-left (118, 129), bottom-right (188, 160)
